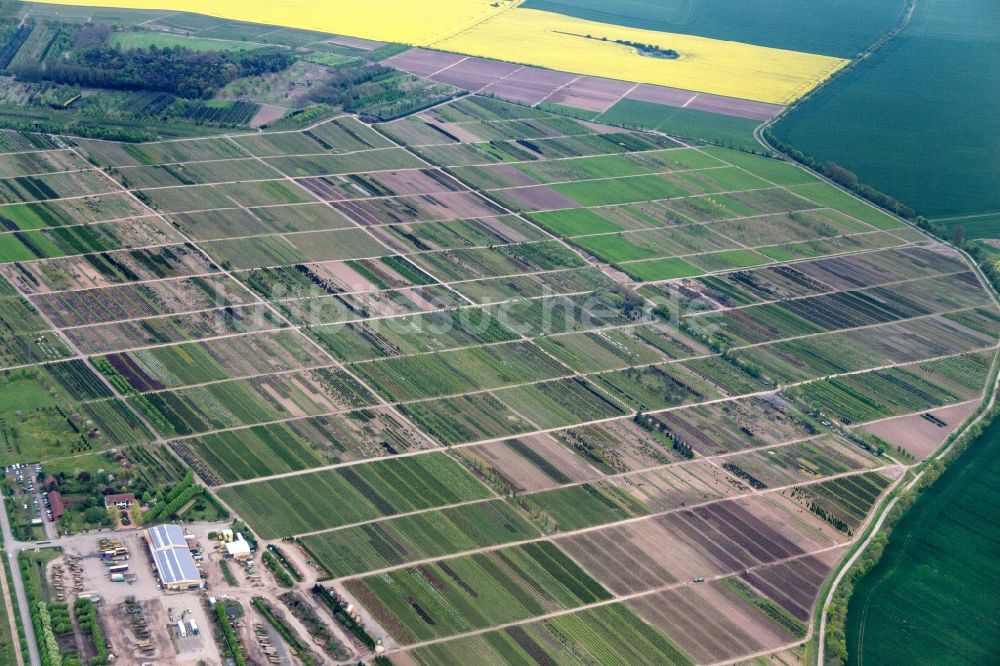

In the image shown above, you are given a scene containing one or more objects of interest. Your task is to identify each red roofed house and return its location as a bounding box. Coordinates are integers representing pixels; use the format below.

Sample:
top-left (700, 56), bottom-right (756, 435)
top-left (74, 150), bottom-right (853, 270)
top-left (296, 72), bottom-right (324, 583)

top-left (104, 493), bottom-right (136, 510)
top-left (48, 491), bottom-right (65, 520)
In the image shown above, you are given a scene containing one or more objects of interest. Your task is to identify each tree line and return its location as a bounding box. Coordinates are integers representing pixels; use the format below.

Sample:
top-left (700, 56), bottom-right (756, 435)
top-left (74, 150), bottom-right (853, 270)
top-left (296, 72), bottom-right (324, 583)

top-left (15, 44), bottom-right (293, 99)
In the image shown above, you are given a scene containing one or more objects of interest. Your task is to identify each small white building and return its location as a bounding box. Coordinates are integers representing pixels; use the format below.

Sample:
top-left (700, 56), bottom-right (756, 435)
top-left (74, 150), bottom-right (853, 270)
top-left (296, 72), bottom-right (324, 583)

top-left (225, 534), bottom-right (252, 561)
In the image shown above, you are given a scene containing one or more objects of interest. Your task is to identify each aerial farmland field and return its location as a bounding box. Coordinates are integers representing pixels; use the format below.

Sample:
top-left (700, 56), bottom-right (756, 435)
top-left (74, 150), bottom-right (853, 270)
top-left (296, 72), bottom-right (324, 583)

top-left (772, 0), bottom-right (1000, 229)
top-left (0, 3), bottom-right (993, 666)
top-left (0, 87), bottom-right (989, 664)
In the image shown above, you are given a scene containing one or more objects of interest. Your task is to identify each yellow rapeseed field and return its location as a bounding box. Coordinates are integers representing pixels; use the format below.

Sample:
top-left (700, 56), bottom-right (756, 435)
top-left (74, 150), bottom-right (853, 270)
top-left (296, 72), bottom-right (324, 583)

top-left (31, 0), bottom-right (514, 44)
top-left (432, 9), bottom-right (847, 104)
top-left (31, 0), bottom-right (846, 104)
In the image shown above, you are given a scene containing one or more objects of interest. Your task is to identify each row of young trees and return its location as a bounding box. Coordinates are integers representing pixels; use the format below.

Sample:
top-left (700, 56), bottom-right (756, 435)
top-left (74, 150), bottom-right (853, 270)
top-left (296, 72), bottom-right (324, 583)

top-left (16, 44), bottom-right (293, 100)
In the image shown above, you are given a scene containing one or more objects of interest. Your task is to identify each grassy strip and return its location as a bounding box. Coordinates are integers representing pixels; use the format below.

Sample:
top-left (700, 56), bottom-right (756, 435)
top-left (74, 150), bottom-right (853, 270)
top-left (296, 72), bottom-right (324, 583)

top-left (251, 597), bottom-right (321, 666)
top-left (261, 551), bottom-right (294, 588)
top-left (311, 584), bottom-right (376, 651)
top-left (219, 559), bottom-right (237, 587)
top-left (0, 550), bottom-right (17, 665)
top-left (213, 601), bottom-right (247, 666)
top-left (277, 592), bottom-right (351, 661)
top-left (2, 551), bottom-right (28, 661)
top-left (266, 545), bottom-right (302, 582)
top-left (73, 599), bottom-right (108, 665)
top-left (18, 550), bottom-right (62, 666)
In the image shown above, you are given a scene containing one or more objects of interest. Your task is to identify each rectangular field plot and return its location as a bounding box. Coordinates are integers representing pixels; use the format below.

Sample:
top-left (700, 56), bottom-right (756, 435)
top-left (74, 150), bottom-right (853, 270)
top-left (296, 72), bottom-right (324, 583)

top-left (0, 360), bottom-right (152, 463)
top-left (217, 452), bottom-right (492, 538)
top-left (462, 418), bottom-right (683, 493)
top-left (202, 228), bottom-right (385, 268)
top-left (561, 492), bottom-right (846, 596)
top-left (450, 267), bottom-right (614, 303)
top-left (411, 242), bottom-right (585, 282)
top-left (654, 397), bottom-right (821, 457)
top-left (343, 541), bottom-right (610, 644)
top-left (310, 309), bottom-right (518, 362)
top-left (0, 216), bottom-right (183, 269)
top-left (0, 294), bottom-right (69, 367)
top-left (264, 148), bottom-right (424, 177)
top-left (75, 135), bottom-right (247, 167)
top-left (619, 257), bottom-right (703, 282)
top-left (172, 406), bottom-right (436, 484)
top-left (0, 149), bottom-right (88, 178)
top-left (380, 215), bottom-right (545, 252)
top-left (0, 193), bottom-right (148, 230)
top-left (404, 602), bottom-right (695, 666)
top-left (63, 305), bottom-right (284, 355)
top-left (534, 324), bottom-right (705, 374)
top-left (719, 434), bottom-right (883, 490)
top-left (169, 203), bottom-right (354, 240)
top-left (118, 157), bottom-right (278, 188)
top-left (135, 367), bottom-right (377, 437)
top-left (491, 377), bottom-right (628, 429)
top-left (692, 272), bottom-right (987, 348)
top-left (400, 393), bottom-right (537, 445)
top-left (736, 314), bottom-right (999, 384)
top-left (0, 169), bottom-right (117, 204)
top-left (352, 341), bottom-right (571, 402)
top-left (302, 499), bottom-right (540, 578)
top-left (703, 148), bottom-right (820, 187)
top-left (233, 118), bottom-right (391, 157)
top-left (589, 363), bottom-right (721, 412)
top-left (277, 285), bottom-right (465, 327)
top-left (330, 191), bottom-right (504, 227)
top-left (629, 578), bottom-right (808, 664)
top-left (789, 182), bottom-right (905, 230)
top-left (572, 225), bottom-right (738, 264)
top-left (791, 352), bottom-right (992, 425)
top-left (5, 243), bottom-right (214, 294)
top-left (785, 472), bottom-right (892, 534)
top-left (237, 255), bottom-right (436, 301)
top-left (31, 275), bottom-right (256, 328)
top-left (96, 329), bottom-right (327, 391)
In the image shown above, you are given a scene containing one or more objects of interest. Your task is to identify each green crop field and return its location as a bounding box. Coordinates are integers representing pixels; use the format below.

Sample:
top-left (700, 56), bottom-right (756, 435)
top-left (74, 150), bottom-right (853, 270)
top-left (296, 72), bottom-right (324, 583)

top-left (773, 0), bottom-right (1000, 224)
top-left (846, 414), bottom-right (1000, 665)
top-left (597, 100), bottom-right (761, 151)
top-left (108, 31), bottom-right (265, 51)
top-left (522, 0), bottom-right (906, 57)
top-left (217, 453), bottom-right (493, 538)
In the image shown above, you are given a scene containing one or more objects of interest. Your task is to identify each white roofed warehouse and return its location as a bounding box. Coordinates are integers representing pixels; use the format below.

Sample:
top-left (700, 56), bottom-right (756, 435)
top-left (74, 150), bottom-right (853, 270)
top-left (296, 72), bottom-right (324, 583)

top-left (145, 524), bottom-right (202, 590)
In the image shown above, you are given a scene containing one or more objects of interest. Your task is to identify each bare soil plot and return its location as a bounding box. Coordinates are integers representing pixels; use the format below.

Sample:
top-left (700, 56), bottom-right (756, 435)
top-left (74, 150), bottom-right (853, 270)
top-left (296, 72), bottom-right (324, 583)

top-left (739, 546), bottom-right (845, 622)
top-left (481, 67), bottom-right (577, 105)
top-left (861, 400), bottom-right (978, 460)
top-left (493, 184), bottom-right (581, 212)
top-left (630, 581), bottom-right (797, 663)
top-left (250, 103), bottom-right (288, 128)
top-left (430, 58), bottom-right (521, 91)
top-left (545, 76), bottom-right (634, 113)
top-left (685, 93), bottom-right (786, 121)
top-left (382, 48), bottom-right (466, 78)
top-left (463, 433), bottom-right (607, 492)
top-left (625, 84), bottom-right (697, 107)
